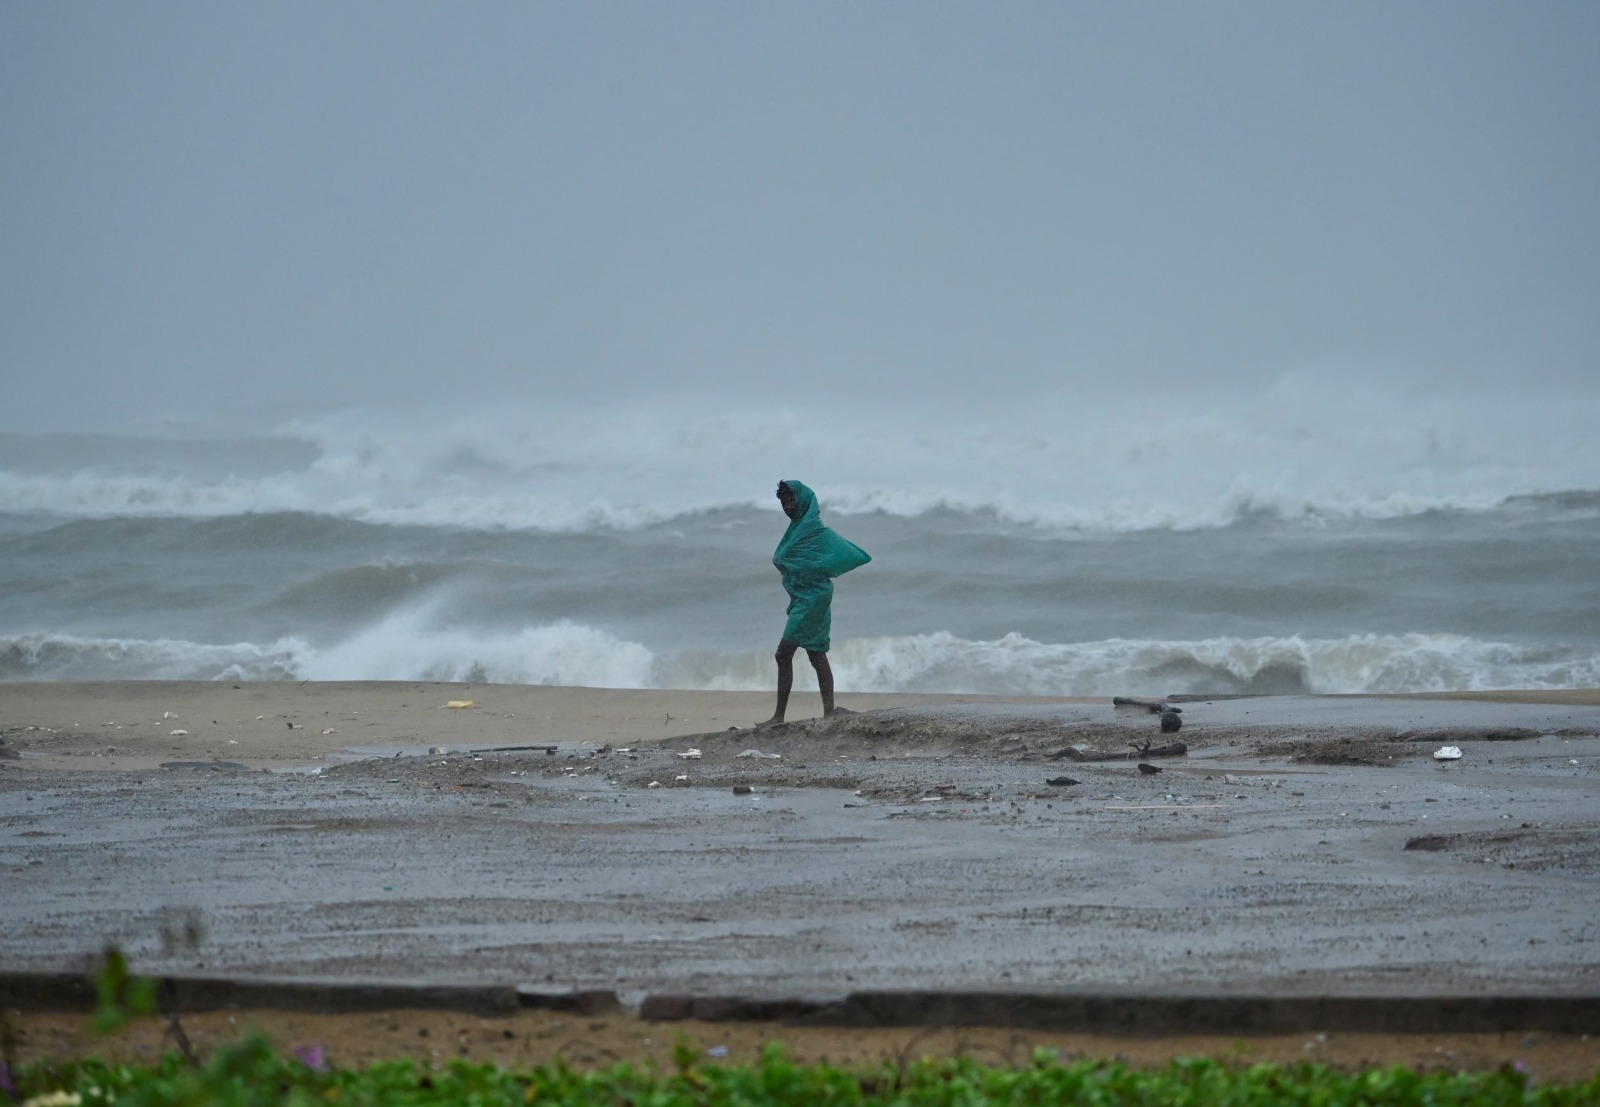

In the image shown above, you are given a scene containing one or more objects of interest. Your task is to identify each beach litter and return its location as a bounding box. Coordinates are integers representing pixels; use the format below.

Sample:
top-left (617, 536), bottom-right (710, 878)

top-left (1433, 746), bottom-right (1463, 760)
top-left (737, 749), bottom-right (782, 760)
top-left (1046, 775), bottom-right (1079, 786)
top-left (445, 700), bottom-right (475, 709)
top-left (677, 748), bottom-right (703, 760)
top-left (647, 780), bottom-right (661, 788)
top-left (169, 729), bottom-right (188, 736)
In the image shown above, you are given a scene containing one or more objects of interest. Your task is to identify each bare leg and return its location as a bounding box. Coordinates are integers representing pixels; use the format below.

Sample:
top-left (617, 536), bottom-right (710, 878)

top-left (759, 639), bottom-right (799, 727)
top-left (807, 649), bottom-right (838, 716)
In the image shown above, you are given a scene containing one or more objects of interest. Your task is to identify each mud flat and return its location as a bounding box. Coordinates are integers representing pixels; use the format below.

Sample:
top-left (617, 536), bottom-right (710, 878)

top-left (4, 682), bottom-right (1600, 1063)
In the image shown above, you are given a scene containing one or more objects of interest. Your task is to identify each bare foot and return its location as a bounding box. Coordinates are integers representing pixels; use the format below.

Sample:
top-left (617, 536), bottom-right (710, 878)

top-left (825, 706), bottom-right (855, 717)
top-left (755, 716), bottom-right (785, 730)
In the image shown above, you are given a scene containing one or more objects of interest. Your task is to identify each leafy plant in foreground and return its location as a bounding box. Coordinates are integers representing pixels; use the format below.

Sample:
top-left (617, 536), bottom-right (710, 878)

top-left (89, 948), bottom-right (156, 1036)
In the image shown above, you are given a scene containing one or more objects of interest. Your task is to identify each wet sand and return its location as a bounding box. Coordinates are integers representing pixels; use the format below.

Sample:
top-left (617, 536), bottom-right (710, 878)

top-left (4, 682), bottom-right (1600, 1073)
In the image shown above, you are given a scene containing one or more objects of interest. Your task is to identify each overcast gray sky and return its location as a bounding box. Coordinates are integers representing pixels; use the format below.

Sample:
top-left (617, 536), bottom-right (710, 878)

top-left (3, 1), bottom-right (1597, 433)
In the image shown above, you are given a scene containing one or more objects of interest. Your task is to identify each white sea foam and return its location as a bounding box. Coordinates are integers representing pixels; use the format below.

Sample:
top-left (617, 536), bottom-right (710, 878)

top-left (0, 632), bottom-right (306, 682)
top-left (294, 612), bottom-right (656, 687)
top-left (0, 620), bottom-right (656, 686)
top-left (7, 625), bottom-right (1594, 694)
top-left (3, 372), bottom-right (1598, 531)
top-left (816, 631), bottom-right (1600, 697)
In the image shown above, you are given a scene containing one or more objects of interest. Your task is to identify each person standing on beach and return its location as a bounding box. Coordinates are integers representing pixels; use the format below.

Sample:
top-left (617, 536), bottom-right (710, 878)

top-left (760, 479), bottom-right (871, 727)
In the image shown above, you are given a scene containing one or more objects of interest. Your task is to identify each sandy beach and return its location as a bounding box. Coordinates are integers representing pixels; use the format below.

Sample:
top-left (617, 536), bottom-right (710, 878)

top-left (0, 681), bottom-right (1034, 772)
top-left (5, 681), bottom-right (1600, 1075)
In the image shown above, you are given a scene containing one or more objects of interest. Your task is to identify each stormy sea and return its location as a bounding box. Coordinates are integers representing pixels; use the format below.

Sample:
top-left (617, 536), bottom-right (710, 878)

top-left (3, 380), bottom-right (1598, 696)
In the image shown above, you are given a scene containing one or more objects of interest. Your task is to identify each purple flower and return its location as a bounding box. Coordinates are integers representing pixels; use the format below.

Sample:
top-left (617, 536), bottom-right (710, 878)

top-left (292, 1044), bottom-right (329, 1072)
top-left (0, 1061), bottom-right (16, 1103)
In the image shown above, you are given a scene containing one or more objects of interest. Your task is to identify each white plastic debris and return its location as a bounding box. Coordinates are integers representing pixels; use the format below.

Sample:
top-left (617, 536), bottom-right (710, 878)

top-left (445, 700), bottom-right (475, 709)
top-left (169, 729), bottom-right (188, 737)
top-left (677, 748), bottom-right (702, 760)
top-left (737, 749), bottom-right (782, 760)
top-left (1433, 746), bottom-right (1463, 760)
top-left (321, 728), bottom-right (336, 735)
top-left (163, 711), bottom-right (177, 719)
top-left (647, 780), bottom-right (661, 788)
top-left (675, 773), bottom-right (688, 782)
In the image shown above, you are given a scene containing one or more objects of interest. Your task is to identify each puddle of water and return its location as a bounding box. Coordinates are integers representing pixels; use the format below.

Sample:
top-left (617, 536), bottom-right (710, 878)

top-left (494, 770), bottom-right (620, 795)
top-left (332, 742), bottom-right (587, 761)
top-left (331, 744), bottom-right (439, 761)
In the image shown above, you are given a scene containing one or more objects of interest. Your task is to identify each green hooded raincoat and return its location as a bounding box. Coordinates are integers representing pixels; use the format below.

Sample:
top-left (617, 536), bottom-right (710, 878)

top-left (773, 480), bottom-right (871, 652)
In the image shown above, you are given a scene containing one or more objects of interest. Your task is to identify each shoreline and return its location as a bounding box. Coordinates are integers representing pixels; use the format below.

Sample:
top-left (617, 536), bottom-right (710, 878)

top-left (3, 680), bottom-right (1596, 773)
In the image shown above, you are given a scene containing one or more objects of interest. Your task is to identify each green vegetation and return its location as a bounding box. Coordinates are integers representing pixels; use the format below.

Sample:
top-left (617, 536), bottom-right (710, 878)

top-left (2, 957), bottom-right (1592, 1106)
top-left (7, 1037), bottom-right (1599, 1107)
top-left (89, 948), bottom-right (158, 1036)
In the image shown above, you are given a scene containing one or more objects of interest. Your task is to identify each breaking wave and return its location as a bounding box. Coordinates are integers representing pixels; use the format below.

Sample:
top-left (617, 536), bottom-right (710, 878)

top-left (0, 633), bottom-right (306, 683)
top-left (815, 631), bottom-right (1600, 697)
top-left (5, 626), bottom-right (1594, 696)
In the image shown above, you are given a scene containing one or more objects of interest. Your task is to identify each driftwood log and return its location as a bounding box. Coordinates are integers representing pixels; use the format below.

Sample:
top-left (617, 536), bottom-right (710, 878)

top-left (1112, 696), bottom-right (1181, 714)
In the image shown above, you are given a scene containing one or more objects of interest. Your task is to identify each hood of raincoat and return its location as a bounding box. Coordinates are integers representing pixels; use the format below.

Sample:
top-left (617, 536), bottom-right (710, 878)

top-left (774, 480), bottom-right (871, 579)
